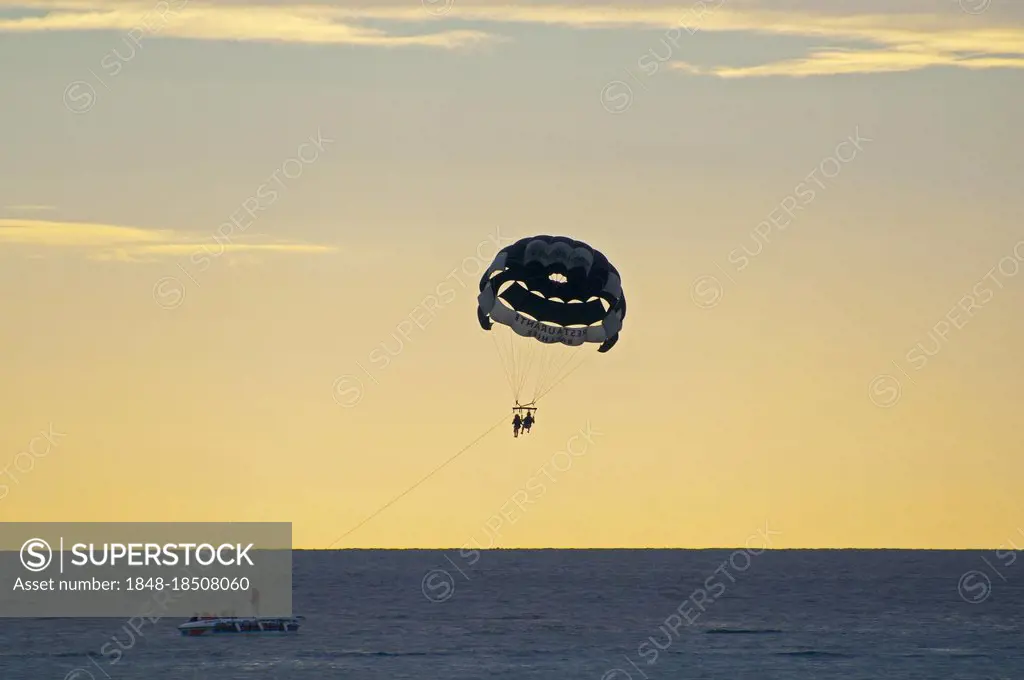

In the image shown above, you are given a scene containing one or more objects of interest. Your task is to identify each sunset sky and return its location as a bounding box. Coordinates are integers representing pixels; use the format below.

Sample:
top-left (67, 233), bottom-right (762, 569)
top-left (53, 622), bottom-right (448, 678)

top-left (1, 0), bottom-right (1022, 549)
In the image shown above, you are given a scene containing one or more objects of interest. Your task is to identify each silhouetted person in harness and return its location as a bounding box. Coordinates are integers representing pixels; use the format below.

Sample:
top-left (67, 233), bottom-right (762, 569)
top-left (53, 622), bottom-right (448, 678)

top-left (512, 412), bottom-right (522, 438)
top-left (522, 410), bottom-right (534, 434)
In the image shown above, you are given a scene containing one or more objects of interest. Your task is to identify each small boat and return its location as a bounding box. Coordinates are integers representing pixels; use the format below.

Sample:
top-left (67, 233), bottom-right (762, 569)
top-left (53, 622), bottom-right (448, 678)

top-left (178, 616), bottom-right (305, 636)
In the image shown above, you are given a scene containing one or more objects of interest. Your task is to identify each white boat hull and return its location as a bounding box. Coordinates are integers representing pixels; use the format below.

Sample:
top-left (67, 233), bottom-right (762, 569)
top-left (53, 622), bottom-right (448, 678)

top-left (178, 617), bottom-right (304, 636)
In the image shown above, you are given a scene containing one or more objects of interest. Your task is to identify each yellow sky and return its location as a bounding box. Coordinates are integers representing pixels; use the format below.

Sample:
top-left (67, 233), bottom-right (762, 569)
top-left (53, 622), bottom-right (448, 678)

top-left (1, 0), bottom-right (1023, 548)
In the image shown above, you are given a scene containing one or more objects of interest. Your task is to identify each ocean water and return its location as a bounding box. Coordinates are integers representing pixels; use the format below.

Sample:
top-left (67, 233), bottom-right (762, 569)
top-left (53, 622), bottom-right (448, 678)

top-left (2, 550), bottom-right (1023, 679)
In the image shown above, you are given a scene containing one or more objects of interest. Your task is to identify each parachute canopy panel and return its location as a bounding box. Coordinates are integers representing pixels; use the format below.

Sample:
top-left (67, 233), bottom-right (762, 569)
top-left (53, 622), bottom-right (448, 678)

top-left (476, 235), bottom-right (626, 353)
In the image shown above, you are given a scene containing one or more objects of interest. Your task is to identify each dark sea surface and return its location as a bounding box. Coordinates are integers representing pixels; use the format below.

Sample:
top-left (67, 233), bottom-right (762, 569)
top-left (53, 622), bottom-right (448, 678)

top-left (2, 550), bottom-right (1023, 679)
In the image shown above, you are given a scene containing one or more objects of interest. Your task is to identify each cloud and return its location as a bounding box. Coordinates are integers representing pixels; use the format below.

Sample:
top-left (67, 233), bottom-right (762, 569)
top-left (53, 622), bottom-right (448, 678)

top-left (673, 46), bottom-right (1024, 78)
top-left (3, 204), bottom-right (58, 212)
top-left (662, 8), bottom-right (1024, 77)
top-left (0, 219), bottom-right (338, 262)
top-left (1, 1), bottom-right (1021, 74)
top-left (119, 242), bottom-right (337, 255)
top-left (0, 1), bottom-right (496, 49)
top-left (0, 219), bottom-right (171, 246)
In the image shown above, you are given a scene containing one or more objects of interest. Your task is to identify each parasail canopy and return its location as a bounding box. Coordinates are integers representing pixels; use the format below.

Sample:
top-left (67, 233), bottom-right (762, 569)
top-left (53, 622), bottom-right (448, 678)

top-left (476, 235), bottom-right (626, 406)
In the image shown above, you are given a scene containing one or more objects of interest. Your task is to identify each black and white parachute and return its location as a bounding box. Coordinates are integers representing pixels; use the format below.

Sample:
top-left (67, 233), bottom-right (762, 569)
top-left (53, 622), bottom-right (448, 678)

top-left (476, 235), bottom-right (626, 406)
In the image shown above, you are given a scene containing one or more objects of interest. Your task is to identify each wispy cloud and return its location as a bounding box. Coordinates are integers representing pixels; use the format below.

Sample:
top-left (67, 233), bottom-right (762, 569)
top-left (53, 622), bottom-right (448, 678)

top-left (0, 1), bottom-right (496, 49)
top-left (674, 46), bottom-right (1024, 78)
top-left (0, 219), bottom-right (170, 246)
top-left (3, 204), bottom-right (58, 212)
top-left (0, 219), bottom-right (338, 262)
top-left (1, 1), bottom-right (1020, 74)
top-left (665, 10), bottom-right (1024, 77)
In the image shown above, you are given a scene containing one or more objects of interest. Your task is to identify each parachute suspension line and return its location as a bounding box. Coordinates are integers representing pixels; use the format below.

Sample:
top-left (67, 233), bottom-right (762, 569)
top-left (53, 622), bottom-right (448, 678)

top-left (491, 332), bottom-right (517, 401)
top-left (543, 344), bottom-right (575, 396)
top-left (528, 342), bottom-right (556, 403)
top-left (526, 335), bottom-right (557, 403)
top-left (517, 336), bottom-right (542, 401)
top-left (509, 328), bottom-right (526, 402)
top-left (492, 323), bottom-right (554, 405)
top-left (509, 325), bottom-right (533, 404)
top-left (518, 337), bottom-right (539, 401)
top-left (531, 342), bottom-right (584, 403)
top-left (539, 355), bottom-right (579, 402)
top-left (535, 354), bottom-right (590, 403)
top-left (490, 322), bottom-right (593, 407)
top-left (493, 324), bottom-right (512, 401)
top-left (500, 327), bottom-right (524, 404)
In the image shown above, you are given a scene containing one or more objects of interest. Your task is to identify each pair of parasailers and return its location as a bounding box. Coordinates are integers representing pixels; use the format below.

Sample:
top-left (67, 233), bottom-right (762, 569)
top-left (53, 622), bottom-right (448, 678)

top-left (512, 406), bottom-right (535, 438)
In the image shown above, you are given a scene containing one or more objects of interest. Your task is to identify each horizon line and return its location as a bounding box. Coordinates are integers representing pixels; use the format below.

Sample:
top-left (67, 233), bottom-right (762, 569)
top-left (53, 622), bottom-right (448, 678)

top-left (286, 547), bottom-right (1012, 551)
